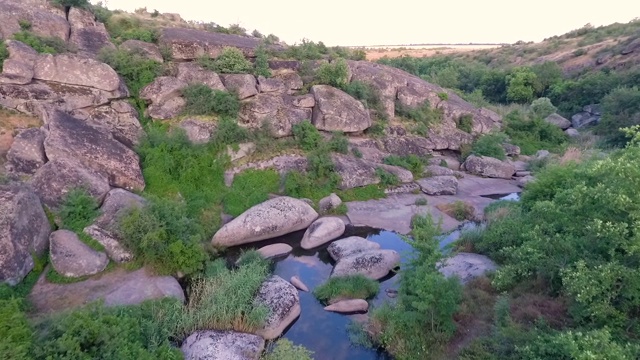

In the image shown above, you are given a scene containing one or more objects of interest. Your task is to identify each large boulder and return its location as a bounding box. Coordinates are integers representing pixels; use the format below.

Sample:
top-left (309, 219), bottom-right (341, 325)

top-left (238, 93), bottom-right (310, 137)
top-left (0, 40), bottom-right (39, 85)
top-left (220, 74), bottom-right (258, 100)
top-left (438, 252), bottom-right (497, 283)
top-left (571, 104), bottom-right (601, 128)
top-left (0, 1), bottom-right (68, 43)
top-left (417, 175), bottom-right (459, 195)
top-left (179, 118), bottom-right (217, 144)
top-left (257, 75), bottom-right (286, 93)
top-left (545, 113), bottom-right (571, 130)
top-left (30, 158), bottom-right (111, 208)
top-left (273, 71), bottom-right (303, 94)
top-left (331, 154), bottom-right (412, 190)
top-left (310, 85), bottom-right (371, 132)
top-left (300, 217), bottom-right (346, 250)
top-left (49, 230), bottom-right (108, 278)
top-left (382, 136), bottom-right (434, 157)
top-left (327, 236), bottom-right (381, 262)
top-left (43, 110), bottom-right (145, 191)
top-left (181, 331), bottom-right (265, 360)
top-left (80, 100), bottom-right (144, 148)
top-left (176, 62), bottom-right (225, 91)
top-left (254, 275), bottom-right (301, 340)
top-left (159, 27), bottom-right (264, 60)
top-left (6, 127), bottom-right (47, 175)
top-left (212, 197), bottom-right (318, 246)
top-left (332, 250), bottom-right (400, 280)
top-left (67, 7), bottom-right (116, 57)
top-left (34, 54), bottom-right (122, 92)
top-left (318, 193), bottom-right (342, 214)
top-left (140, 76), bottom-right (187, 120)
top-left (463, 155), bottom-right (515, 179)
top-left (0, 184), bottom-right (51, 285)
top-left (83, 189), bottom-right (145, 262)
top-left (120, 40), bottom-right (164, 63)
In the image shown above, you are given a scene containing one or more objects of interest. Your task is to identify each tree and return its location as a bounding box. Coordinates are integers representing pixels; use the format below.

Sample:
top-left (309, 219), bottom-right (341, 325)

top-left (254, 44), bottom-right (271, 78)
top-left (530, 97), bottom-right (557, 118)
top-left (507, 67), bottom-right (538, 103)
top-left (596, 87), bottom-right (640, 146)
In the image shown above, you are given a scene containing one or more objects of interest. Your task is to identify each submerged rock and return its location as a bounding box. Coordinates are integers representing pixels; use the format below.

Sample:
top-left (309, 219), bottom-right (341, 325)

top-left (257, 243), bottom-right (293, 259)
top-left (181, 330), bottom-right (265, 360)
top-left (254, 275), bottom-right (301, 340)
top-left (290, 276), bottom-right (309, 292)
top-left (332, 250), bottom-right (400, 280)
top-left (49, 230), bottom-right (108, 278)
top-left (324, 299), bottom-right (369, 313)
top-left (300, 217), bottom-right (346, 250)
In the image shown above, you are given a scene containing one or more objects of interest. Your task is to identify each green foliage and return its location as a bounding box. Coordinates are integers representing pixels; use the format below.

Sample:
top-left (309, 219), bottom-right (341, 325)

top-left (264, 339), bottom-right (314, 360)
top-left (0, 41), bottom-right (8, 73)
top-left (450, 200), bottom-right (474, 221)
top-left (371, 215), bottom-right (462, 359)
top-left (395, 100), bottom-right (442, 135)
top-left (254, 44), bottom-right (271, 78)
top-left (181, 84), bottom-right (240, 118)
top-left (18, 19), bottom-right (31, 31)
top-left (595, 87), bottom-right (640, 147)
top-left (58, 189), bottom-right (99, 232)
top-left (313, 275), bottom-right (380, 304)
top-left (470, 132), bottom-right (508, 160)
top-left (328, 131), bottom-right (349, 154)
top-left (98, 48), bottom-right (162, 97)
top-left (106, 16), bottom-right (159, 43)
top-left (280, 39), bottom-right (365, 61)
top-left (507, 67), bottom-right (538, 103)
top-left (503, 110), bottom-right (567, 155)
top-left (530, 97), bottom-right (557, 119)
top-left (292, 120), bottom-right (322, 151)
top-left (53, 0), bottom-right (90, 7)
top-left (376, 168), bottom-right (400, 186)
top-left (91, 2), bottom-right (113, 24)
top-left (337, 184), bottom-right (386, 202)
top-left (457, 114), bottom-right (474, 133)
top-left (343, 81), bottom-right (388, 121)
top-left (34, 300), bottom-right (182, 359)
top-left (352, 147), bottom-right (363, 158)
top-left (383, 155), bottom-right (426, 176)
top-left (198, 47), bottom-right (253, 74)
top-left (0, 298), bottom-right (33, 360)
top-left (212, 117), bottom-right (248, 145)
top-left (179, 257), bottom-right (269, 335)
top-left (315, 58), bottom-right (349, 88)
top-left (12, 31), bottom-right (68, 54)
top-left (224, 170), bottom-right (280, 217)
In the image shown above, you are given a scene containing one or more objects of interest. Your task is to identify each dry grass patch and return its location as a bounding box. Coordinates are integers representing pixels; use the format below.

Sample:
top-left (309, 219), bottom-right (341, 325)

top-left (436, 200), bottom-right (476, 221)
top-left (0, 109), bottom-right (41, 164)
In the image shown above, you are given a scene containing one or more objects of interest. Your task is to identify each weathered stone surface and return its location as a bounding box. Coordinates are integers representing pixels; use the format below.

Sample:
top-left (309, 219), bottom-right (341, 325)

top-left (517, 175), bottom-right (535, 188)
top-left (238, 93), bottom-right (311, 137)
top-left (503, 143), bottom-right (521, 157)
top-left (212, 197), bottom-right (318, 246)
top-left (438, 252), bottom-right (497, 283)
top-left (347, 61), bottom-right (409, 118)
top-left (377, 163), bottom-right (414, 183)
top-left (0, 184), bottom-right (50, 285)
top-left (327, 236), bottom-right (381, 262)
top-left (29, 267), bottom-right (184, 313)
top-left (429, 156), bottom-right (462, 170)
top-left (120, 40), bottom-right (164, 63)
top-left (176, 62), bottom-right (225, 90)
top-left (291, 93), bottom-right (315, 108)
top-left (290, 275), bottom-right (309, 292)
top-left (311, 85), bottom-right (371, 132)
top-left (545, 113), bottom-right (572, 130)
top-left (34, 54), bottom-right (121, 92)
top-left (463, 155), bottom-right (515, 179)
top-left (30, 158), bottom-right (110, 208)
top-left (571, 104), bottom-right (601, 128)
top-left (565, 128), bottom-right (579, 137)
top-left (49, 230), bottom-right (108, 278)
top-left (220, 74), bottom-right (258, 100)
top-left (332, 250), bottom-right (400, 280)
top-left (318, 193), bottom-right (342, 214)
top-left (159, 27), bottom-right (264, 60)
top-left (324, 299), bottom-right (369, 313)
top-left (382, 136), bottom-right (433, 156)
top-left (68, 7), bottom-right (116, 57)
top-left (225, 155), bottom-right (307, 186)
top-left (181, 330), bottom-right (265, 360)
top-left (254, 275), bottom-right (301, 340)
top-left (44, 110), bottom-right (145, 191)
top-left (83, 189), bottom-right (145, 262)
top-left (274, 72), bottom-right (303, 93)
top-left (424, 129), bottom-right (474, 151)
top-left (417, 176), bottom-right (459, 195)
top-left (227, 142), bottom-right (256, 162)
top-left (179, 119), bottom-right (216, 144)
top-left (331, 154), bottom-right (412, 190)
top-left (0, 40), bottom-right (38, 85)
top-left (424, 165), bottom-right (455, 177)
top-left (140, 76), bottom-right (187, 120)
top-left (0, 1), bottom-right (68, 43)
top-left (257, 243), bottom-right (293, 259)
top-left (6, 127), bottom-right (46, 175)
top-left (82, 101), bottom-right (143, 148)
top-left (301, 217), bottom-right (346, 250)
top-left (621, 37), bottom-right (640, 55)
top-left (257, 75), bottom-right (286, 93)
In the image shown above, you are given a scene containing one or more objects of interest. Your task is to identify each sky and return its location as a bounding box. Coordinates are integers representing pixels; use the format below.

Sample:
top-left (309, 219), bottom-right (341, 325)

top-left (96, 0), bottom-right (640, 46)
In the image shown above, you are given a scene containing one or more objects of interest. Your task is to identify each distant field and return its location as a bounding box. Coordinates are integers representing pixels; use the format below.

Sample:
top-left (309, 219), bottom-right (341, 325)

top-left (361, 44), bottom-right (502, 60)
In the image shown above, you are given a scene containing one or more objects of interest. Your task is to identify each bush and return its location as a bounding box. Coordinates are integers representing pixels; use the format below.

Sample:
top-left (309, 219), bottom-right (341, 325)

top-left (53, 0), bottom-right (90, 7)
top-left (315, 58), bottom-right (349, 89)
top-left (595, 87), bottom-right (640, 147)
top-left (344, 81), bottom-right (387, 121)
top-left (198, 47), bottom-right (252, 74)
top-left (98, 48), bottom-right (162, 96)
top-left (457, 114), bottom-right (474, 133)
top-left (254, 44), bottom-right (271, 78)
top-left (224, 170), bottom-right (280, 217)
top-left (395, 100), bottom-right (443, 134)
top-left (292, 120), bottom-right (322, 151)
top-left (181, 84), bottom-right (240, 118)
top-left (106, 15), bottom-right (159, 43)
top-left (313, 275), bottom-right (380, 305)
top-left (328, 131), bottom-right (349, 154)
top-left (264, 339), bottom-right (314, 360)
top-left (0, 41), bottom-right (8, 72)
top-left (212, 117), bottom-right (248, 145)
top-left (383, 155), bottom-right (426, 176)
top-left (58, 189), bottom-right (100, 232)
top-left (91, 2), bottom-right (113, 23)
top-left (530, 97), bottom-right (557, 119)
top-left (503, 110), bottom-right (567, 155)
top-left (0, 298), bottom-right (33, 360)
top-left (470, 132), bottom-right (508, 160)
top-left (376, 168), bottom-right (400, 186)
top-left (12, 31), bottom-right (68, 54)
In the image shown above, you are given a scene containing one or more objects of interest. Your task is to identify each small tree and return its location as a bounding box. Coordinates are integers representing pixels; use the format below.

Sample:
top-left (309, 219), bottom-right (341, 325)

top-left (253, 44), bottom-right (271, 78)
top-left (507, 67), bottom-right (538, 103)
top-left (530, 97), bottom-right (557, 119)
top-left (210, 47), bottom-right (252, 74)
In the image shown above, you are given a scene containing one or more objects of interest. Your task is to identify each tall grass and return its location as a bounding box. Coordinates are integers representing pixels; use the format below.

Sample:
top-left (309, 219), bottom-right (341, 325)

top-left (314, 275), bottom-right (380, 305)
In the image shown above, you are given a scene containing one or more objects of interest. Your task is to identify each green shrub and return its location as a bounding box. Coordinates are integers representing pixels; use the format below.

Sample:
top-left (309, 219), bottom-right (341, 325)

top-left (0, 298), bottom-right (33, 360)
top-left (530, 97), bottom-right (557, 119)
top-left (292, 120), bottom-right (323, 151)
top-left (284, 170), bottom-right (332, 202)
top-left (98, 48), bottom-right (162, 96)
top-left (352, 147), bottom-right (363, 158)
top-left (470, 132), bottom-right (508, 160)
top-left (224, 169), bottom-right (280, 217)
top-left (457, 114), bottom-right (474, 133)
top-left (198, 47), bottom-right (252, 74)
top-left (264, 339), bottom-right (314, 360)
top-left (58, 189), bottom-right (100, 232)
top-left (503, 110), bottom-right (567, 155)
top-left (328, 131), bottom-right (349, 154)
top-left (0, 41), bottom-right (8, 72)
top-left (313, 275), bottom-right (380, 304)
top-left (212, 117), bottom-right (248, 145)
top-left (337, 184), bottom-right (386, 202)
top-left (12, 31), bottom-right (68, 54)
top-left (91, 2), bottom-right (113, 23)
top-left (383, 155), bottom-right (426, 176)
top-left (376, 168), bottom-right (400, 186)
top-left (53, 0), bottom-right (90, 8)
top-left (315, 58), bottom-right (349, 89)
top-left (395, 100), bottom-right (443, 134)
top-left (254, 44), bottom-right (271, 77)
top-left (307, 149), bottom-right (336, 180)
top-left (18, 20), bottom-right (31, 31)
top-left (595, 86), bottom-right (640, 147)
top-left (181, 84), bottom-right (240, 118)
top-left (106, 16), bottom-right (159, 43)
top-left (178, 256), bottom-right (269, 336)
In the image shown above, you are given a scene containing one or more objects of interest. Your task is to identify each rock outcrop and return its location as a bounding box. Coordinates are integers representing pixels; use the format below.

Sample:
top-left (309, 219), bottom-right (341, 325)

top-left (80, 100), bottom-right (144, 148)
top-left (463, 155), bottom-right (515, 179)
top-left (0, 184), bottom-right (51, 285)
top-left (545, 113), bottom-right (572, 130)
top-left (438, 252), bottom-right (497, 283)
top-left (212, 197), bottom-right (318, 246)
top-left (6, 127), bottom-right (47, 175)
top-left (0, 40), bottom-right (39, 85)
top-left (49, 230), bottom-right (108, 278)
top-left (332, 249), bottom-right (400, 280)
top-left (159, 27), bottom-right (265, 60)
top-left (238, 93), bottom-right (311, 137)
top-left (181, 331), bottom-right (265, 360)
top-left (220, 74), bottom-right (258, 100)
top-left (300, 217), bottom-right (346, 250)
top-left (417, 175), bottom-right (459, 195)
top-left (67, 7), bottom-right (116, 57)
top-left (0, 1), bottom-right (69, 43)
top-left (327, 236), bottom-right (381, 262)
top-left (318, 193), bottom-right (342, 214)
top-left (311, 85), bottom-right (371, 132)
top-left (571, 104), bottom-right (601, 128)
top-left (332, 154), bottom-right (412, 190)
top-left (34, 54), bottom-right (122, 92)
top-left (254, 275), bottom-right (301, 340)
top-left (290, 275), bottom-right (309, 292)
top-left (139, 76), bottom-right (187, 119)
top-left (120, 40), bottom-right (164, 63)
top-left (177, 62), bottom-right (226, 91)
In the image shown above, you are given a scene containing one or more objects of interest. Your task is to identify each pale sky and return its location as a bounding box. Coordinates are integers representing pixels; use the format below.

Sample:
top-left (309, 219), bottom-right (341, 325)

top-left (96, 0), bottom-right (640, 46)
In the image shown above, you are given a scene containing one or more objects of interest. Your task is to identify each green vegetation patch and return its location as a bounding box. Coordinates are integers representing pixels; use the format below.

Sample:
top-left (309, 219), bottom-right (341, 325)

top-left (224, 169), bottom-right (280, 217)
top-left (99, 48), bottom-right (163, 97)
top-left (467, 132), bottom-right (508, 160)
top-left (0, 41), bottom-right (8, 73)
top-left (383, 154), bottom-right (427, 176)
top-left (181, 84), bottom-right (240, 118)
top-left (198, 47), bottom-right (253, 74)
top-left (264, 339), bottom-right (314, 360)
top-left (12, 31), bottom-right (68, 54)
top-left (503, 110), bottom-right (567, 155)
top-left (313, 275), bottom-right (380, 305)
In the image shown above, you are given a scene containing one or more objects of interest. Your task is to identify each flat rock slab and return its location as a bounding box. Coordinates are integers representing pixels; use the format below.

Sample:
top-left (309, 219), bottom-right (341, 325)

top-left (331, 249), bottom-right (400, 280)
top-left (456, 175), bottom-right (522, 197)
top-left (439, 252), bottom-right (497, 283)
top-left (181, 330), bottom-right (265, 360)
top-left (417, 175), bottom-right (459, 195)
top-left (29, 267), bottom-right (184, 314)
top-left (300, 216), bottom-right (346, 249)
top-left (324, 299), bottom-right (369, 313)
top-left (257, 243), bottom-right (293, 259)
